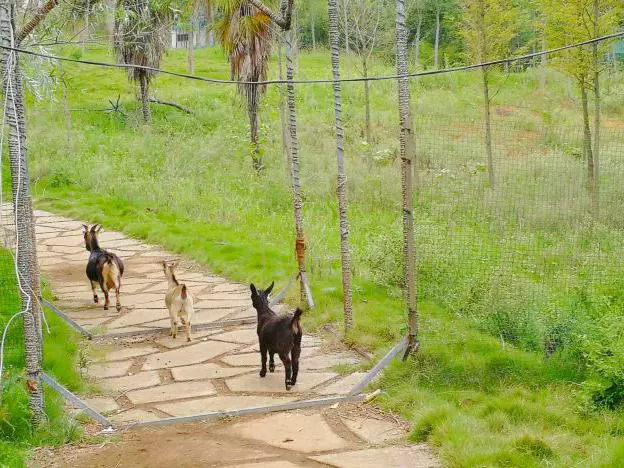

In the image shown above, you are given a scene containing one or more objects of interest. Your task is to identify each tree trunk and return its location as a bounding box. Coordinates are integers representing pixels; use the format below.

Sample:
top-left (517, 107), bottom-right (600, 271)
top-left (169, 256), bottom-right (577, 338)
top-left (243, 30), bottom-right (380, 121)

top-left (363, 56), bottom-right (371, 144)
top-left (591, 0), bottom-right (600, 216)
top-left (539, 36), bottom-right (547, 92)
top-left (343, 0), bottom-right (349, 54)
top-left (139, 72), bottom-right (151, 123)
top-left (434, 7), bottom-right (440, 69)
top-left (207, 6), bottom-right (215, 46)
top-left (82, 3), bottom-right (90, 49)
top-left (105, 0), bottom-right (115, 39)
top-left (247, 83), bottom-right (263, 171)
top-left (277, 39), bottom-right (290, 175)
top-left (285, 30), bottom-right (308, 306)
top-left (59, 62), bottom-right (71, 143)
top-left (482, 67), bottom-right (495, 187)
top-left (580, 81), bottom-right (594, 196)
top-left (311, 13), bottom-right (316, 50)
top-left (414, 10), bottom-right (422, 68)
top-left (328, 0), bottom-right (353, 331)
top-left (187, 28), bottom-right (195, 74)
top-left (0, 0), bottom-right (44, 424)
top-left (395, 0), bottom-right (418, 359)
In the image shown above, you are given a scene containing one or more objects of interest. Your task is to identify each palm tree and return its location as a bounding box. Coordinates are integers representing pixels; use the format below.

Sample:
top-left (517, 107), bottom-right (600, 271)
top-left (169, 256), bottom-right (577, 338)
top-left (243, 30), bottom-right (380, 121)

top-left (215, 0), bottom-right (272, 171)
top-left (328, 0), bottom-right (353, 331)
top-left (395, 0), bottom-right (418, 359)
top-left (114, 0), bottom-right (170, 123)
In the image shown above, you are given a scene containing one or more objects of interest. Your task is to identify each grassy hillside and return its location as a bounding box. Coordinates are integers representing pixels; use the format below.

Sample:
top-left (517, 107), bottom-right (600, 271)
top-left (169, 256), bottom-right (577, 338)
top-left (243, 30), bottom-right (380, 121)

top-left (21, 44), bottom-right (624, 466)
top-left (0, 250), bottom-right (85, 466)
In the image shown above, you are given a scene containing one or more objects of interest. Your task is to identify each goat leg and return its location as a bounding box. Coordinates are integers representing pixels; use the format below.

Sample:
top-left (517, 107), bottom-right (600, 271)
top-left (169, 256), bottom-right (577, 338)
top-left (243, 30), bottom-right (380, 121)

top-left (269, 353), bottom-right (275, 373)
top-left (115, 287), bottom-right (121, 312)
top-left (290, 346), bottom-right (301, 386)
top-left (259, 343), bottom-right (268, 377)
top-left (91, 281), bottom-right (99, 304)
top-left (280, 354), bottom-right (293, 390)
top-left (103, 289), bottom-right (110, 310)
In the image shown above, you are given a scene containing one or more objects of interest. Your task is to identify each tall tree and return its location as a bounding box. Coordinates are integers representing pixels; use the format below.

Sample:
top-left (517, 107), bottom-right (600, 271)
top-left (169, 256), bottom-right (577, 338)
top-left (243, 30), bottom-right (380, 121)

top-left (245, 0), bottom-right (311, 305)
top-left (395, 0), bottom-right (418, 359)
top-left (114, 0), bottom-right (171, 123)
top-left (328, 0), bottom-right (354, 331)
top-left (0, 0), bottom-right (45, 424)
top-left (215, 0), bottom-right (272, 171)
top-left (350, 0), bottom-right (384, 144)
top-left (461, 0), bottom-right (519, 188)
top-left (409, 0), bottom-right (427, 67)
top-left (541, 0), bottom-right (621, 212)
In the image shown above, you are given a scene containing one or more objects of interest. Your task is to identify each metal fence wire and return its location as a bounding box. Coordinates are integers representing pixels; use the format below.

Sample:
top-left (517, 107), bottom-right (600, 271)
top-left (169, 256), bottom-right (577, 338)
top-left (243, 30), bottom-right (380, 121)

top-left (0, 203), bottom-right (25, 392)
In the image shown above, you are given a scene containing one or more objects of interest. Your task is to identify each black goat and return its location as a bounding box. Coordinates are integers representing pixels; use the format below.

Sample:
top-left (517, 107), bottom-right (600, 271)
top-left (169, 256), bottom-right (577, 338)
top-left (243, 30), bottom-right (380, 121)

top-left (82, 224), bottom-right (124, 311)
top-left (250, 282), bottom-right (303, 391)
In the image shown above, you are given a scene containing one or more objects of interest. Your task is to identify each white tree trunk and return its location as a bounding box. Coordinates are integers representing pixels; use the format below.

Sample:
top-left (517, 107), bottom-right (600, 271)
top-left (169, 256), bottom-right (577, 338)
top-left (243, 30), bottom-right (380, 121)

top-left (0, 0), bottom-right (44, 424)
top-left (434, 7), bottom-right (440, 69)
top-left (328, 0), bottom-right (354, 331)
top-left (395, 0), bottom-right (418, 358)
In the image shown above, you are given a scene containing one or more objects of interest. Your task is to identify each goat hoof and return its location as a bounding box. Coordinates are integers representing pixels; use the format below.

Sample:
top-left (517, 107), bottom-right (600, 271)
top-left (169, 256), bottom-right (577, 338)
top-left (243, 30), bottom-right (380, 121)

top-left (93, 296), bottom-right (98, 304)
top-left (187, 338), bottom-right (191, 342)
top-left (103, 306), bottom-right (109, 310)
top-left (286, 384), bottom-right (293, 391)
top-left (260, 369), bottom-right (267, 378)
top-left (116, 304), bottom-right (122, 312)
top-left (269, 365), bottom-right (275, 373)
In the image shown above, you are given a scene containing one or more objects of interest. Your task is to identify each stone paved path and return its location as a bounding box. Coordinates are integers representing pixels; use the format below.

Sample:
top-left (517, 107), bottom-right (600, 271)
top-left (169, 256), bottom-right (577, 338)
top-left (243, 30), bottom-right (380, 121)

top-left (2, 204), bottom-right (439, 467)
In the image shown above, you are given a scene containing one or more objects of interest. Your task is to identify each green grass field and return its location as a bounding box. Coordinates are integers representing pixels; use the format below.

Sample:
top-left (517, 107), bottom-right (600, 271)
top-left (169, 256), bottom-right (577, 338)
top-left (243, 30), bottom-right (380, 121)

top-left (0, 250), bottom-right (85, 467)
top-left (18, 44), bottom-right (624, 466)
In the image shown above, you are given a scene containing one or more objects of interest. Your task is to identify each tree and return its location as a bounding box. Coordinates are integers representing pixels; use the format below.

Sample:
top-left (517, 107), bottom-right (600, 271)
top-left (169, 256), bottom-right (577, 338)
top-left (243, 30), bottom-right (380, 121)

top-left (0, 0), bottom-right (46, 425)
top-left (328, 0), bottom-right (354, 331)
top-left (409, 0), bottom-right (427, 67)
top-left (349, 0), bottom-right (384, 143)
top-left (541, 0), bottom-right (622, 214)
top-left (395, 0), bottom-right (418, 359)
top-left (461, 0), bottom-right (519, 188)
top-left (215, 0), bottom-right (272, 171)
top-left (114, 0), bottom-right (171, 123)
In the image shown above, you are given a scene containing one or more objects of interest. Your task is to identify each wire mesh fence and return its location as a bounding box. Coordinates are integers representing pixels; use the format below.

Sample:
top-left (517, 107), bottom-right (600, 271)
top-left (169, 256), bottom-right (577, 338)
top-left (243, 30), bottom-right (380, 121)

top-left (0, 203), bottom-right (25, 391)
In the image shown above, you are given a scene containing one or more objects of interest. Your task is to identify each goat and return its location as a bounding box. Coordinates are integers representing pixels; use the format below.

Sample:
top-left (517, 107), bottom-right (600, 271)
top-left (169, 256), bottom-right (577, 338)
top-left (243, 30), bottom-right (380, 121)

top-left (250, 282), bottom-right (303, 391)
top-left (163, 260), bottom-right (194, 342)
top-left (82, 224), bottom-right (124, 312)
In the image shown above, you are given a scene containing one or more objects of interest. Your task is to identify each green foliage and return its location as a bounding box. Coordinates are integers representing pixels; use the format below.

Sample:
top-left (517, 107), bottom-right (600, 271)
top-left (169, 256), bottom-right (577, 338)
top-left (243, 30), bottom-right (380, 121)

top-left (0, 250), bottom-right (84, 465)
top-left (20, 44), bottom-right (624, 466)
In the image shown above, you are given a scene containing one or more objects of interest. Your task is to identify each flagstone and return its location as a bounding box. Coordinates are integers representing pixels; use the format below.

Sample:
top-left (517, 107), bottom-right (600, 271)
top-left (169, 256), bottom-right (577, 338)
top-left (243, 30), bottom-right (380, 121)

top-left (103, 346), bottom-right (160, 362)
top-left (317, 373), bottom-right (367, 395)
top-left (89, 360), bottom-right (133, 379)
top-left (211, 327), bottom-right (257, 344)
top-left (126, 380), bottom-right (217, 405)
top-left (156, 395), bottom-right (295, 417)
top-left (171, 363), bottom-right (251, 381)
top-left (341, 416), bottom-right (406, 444)
top-left (309, 446), bottom-right (439, 468)
top-left (226, 372), bottom-right (336, 393)
top-left (102, 371), bottom-right (161, 392)
top-left (228, 413), bottom-right (348, 453)
top-left (81, 397), bottom-right (119, 414)
top-left (110, 409), bottom-right (161, 425)
top-left (142, 340), bottom-right (239, 370)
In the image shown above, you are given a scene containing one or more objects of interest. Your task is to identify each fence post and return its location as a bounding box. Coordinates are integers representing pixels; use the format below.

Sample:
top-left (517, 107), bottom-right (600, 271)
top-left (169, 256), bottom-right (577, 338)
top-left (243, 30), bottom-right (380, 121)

top-left (0, 0), bottom-right (44, 423)
top-left (395, 0), bottom-right (419, 359)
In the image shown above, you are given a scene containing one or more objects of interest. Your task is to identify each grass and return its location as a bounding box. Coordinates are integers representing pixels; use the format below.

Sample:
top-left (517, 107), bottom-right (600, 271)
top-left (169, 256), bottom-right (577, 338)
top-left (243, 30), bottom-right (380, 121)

top-left (15, 43), bottom-right (624, 465)
top-left (0, 250), bottom-right (85, 466)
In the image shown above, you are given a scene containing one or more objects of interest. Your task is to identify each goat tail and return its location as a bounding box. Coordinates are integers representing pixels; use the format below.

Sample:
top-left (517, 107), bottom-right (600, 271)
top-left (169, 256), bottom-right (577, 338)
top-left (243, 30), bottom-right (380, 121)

top-left (292, 308), bottom-right (303, 324)
top-left (102, 258), bottom-right (121, 290)
top-left (181, 284), bottom-right (188, 300)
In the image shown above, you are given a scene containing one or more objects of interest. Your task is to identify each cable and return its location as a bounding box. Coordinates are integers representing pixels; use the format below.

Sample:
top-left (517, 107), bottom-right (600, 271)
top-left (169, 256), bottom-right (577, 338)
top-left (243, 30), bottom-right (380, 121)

top-left (0, 30), bottom-right (623, 86)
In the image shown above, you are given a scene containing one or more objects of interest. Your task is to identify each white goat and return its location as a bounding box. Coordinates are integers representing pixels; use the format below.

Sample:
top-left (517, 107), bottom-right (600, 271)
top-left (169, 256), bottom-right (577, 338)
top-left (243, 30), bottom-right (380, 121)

top-left (163, 261), bottom-right (194, 342)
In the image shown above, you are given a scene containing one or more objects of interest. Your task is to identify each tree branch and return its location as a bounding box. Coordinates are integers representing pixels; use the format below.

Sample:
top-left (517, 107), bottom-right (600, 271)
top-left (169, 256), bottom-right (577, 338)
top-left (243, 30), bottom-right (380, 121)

top-left (149, 97), bottom-right (193, 114)
top-left (246, 0), bottom-right (294, 30)
top-left (16, 0), bottom-right (58, 45)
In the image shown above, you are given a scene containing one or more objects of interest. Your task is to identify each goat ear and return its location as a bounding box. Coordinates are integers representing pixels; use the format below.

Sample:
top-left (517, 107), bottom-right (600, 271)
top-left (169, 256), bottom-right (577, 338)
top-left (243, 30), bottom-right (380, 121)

top-left (265, 281), bottom-right (274, 296)
top-left (81, 224), bottom-right (88, 234)
top-left (94, 224), bottom-right (103, 233)
top-left (250, 283), bottom-right (257, 296)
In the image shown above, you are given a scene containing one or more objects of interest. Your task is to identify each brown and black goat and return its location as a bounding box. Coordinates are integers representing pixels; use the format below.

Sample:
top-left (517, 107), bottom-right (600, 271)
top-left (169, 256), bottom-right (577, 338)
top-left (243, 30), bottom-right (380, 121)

top-left (250, 282), bottom-right (303, 391)
top-left (82, 224), bottom-right (124, 312)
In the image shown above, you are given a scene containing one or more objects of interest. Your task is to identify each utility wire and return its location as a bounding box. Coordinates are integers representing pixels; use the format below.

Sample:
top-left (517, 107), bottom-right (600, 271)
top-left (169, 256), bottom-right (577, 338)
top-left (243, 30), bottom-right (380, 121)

top-left (0, 30), bottom-right (622, 86)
